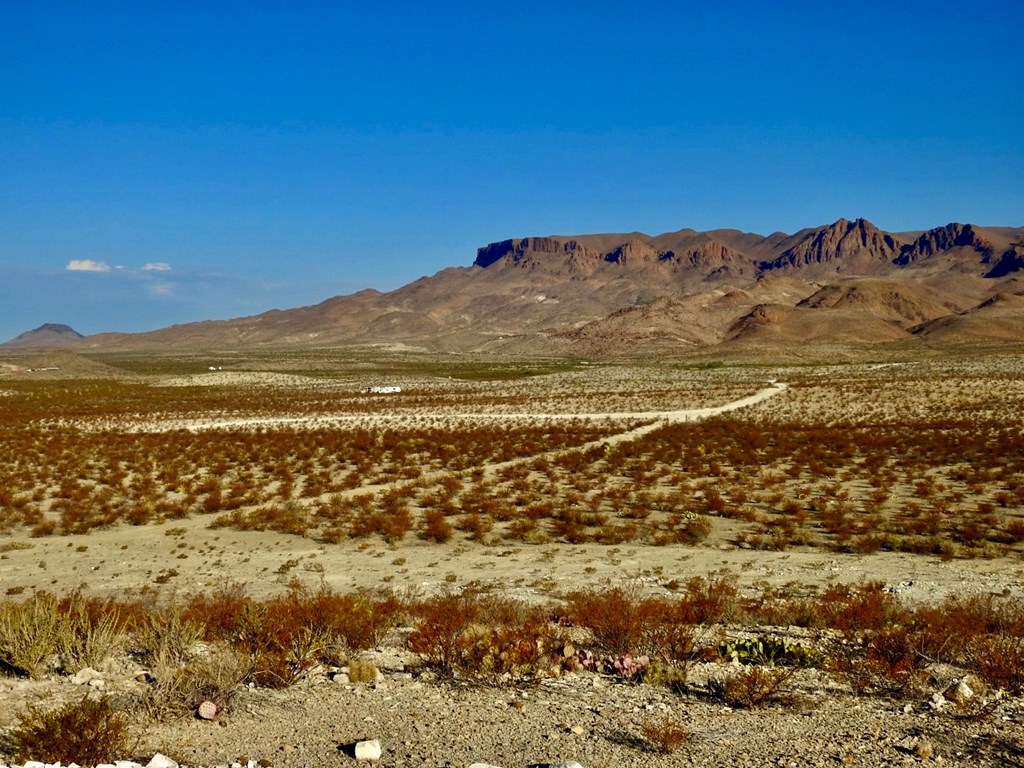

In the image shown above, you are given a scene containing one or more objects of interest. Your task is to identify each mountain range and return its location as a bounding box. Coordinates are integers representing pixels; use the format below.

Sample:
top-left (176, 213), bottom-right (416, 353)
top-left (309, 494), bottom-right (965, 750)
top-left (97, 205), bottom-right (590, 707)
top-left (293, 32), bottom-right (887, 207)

top-left (6, 218), bottom-right (1024, 356)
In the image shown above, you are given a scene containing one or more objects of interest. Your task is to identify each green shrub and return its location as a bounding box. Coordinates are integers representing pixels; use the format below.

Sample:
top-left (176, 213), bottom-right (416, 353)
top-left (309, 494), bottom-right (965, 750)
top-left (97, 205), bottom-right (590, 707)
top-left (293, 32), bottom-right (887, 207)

top-left (717, 635), bottom-right (826, 668)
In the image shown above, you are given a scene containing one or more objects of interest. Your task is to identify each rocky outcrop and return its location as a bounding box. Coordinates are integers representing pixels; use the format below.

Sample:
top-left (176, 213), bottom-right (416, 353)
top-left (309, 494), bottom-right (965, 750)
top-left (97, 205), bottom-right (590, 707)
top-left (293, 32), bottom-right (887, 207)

top-left (760, 218), bottom-right (904, 272)
top-left (604, 238), bottom-right (659, 264)
top-left (474, 238), bottom-right (602, 270)
top-left (898, 222), bottom-right (994, 263)
top-left (985, 245), bottom-right (1024, 278)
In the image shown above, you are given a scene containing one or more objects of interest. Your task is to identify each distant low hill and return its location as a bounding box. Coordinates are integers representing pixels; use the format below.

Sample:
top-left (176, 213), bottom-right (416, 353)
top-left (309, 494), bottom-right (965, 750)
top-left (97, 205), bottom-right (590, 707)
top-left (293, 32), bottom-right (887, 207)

top-left (4, 218), bottom-right (1024, 355)
top-left (3, 323), bottom-right (84, 349)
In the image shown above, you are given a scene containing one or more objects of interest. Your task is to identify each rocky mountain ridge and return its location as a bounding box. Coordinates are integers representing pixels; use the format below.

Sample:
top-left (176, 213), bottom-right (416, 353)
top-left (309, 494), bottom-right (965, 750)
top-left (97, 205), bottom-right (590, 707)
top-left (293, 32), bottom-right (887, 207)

top-left (477, 218), bottom-right (1022, 280)
top-left (5, 218), bottom-right (1023, 355)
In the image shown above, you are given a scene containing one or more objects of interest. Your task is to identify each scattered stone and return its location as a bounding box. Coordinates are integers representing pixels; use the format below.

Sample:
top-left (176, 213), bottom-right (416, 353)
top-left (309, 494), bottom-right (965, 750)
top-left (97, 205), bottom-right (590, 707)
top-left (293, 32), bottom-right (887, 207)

top-left (354, 739), bottom-right (382, 761)
top-left (929, 693), bottom-right (947, 711)
top-left (146, 754), bottom-right (180, 768)
top-left (70, 666), bottom-right (103, 685)
top-left (332, 671), bottom-right (351, 684)
top-left (945, 674), bottom-right (985, 703)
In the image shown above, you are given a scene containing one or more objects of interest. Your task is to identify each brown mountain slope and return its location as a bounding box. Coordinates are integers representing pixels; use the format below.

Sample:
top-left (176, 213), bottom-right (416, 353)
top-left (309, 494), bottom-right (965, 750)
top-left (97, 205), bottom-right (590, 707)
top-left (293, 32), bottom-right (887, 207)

top-left (795, 279), bottom-right (961, 326)
top-left (7, 218), bottom-right (1024, 355)
top-left (4, 323), bottom-right (84, 349)
top-left (726, 303), bottom-right (911, 346)
top-left (914, 290), bottom-right (1024, 344)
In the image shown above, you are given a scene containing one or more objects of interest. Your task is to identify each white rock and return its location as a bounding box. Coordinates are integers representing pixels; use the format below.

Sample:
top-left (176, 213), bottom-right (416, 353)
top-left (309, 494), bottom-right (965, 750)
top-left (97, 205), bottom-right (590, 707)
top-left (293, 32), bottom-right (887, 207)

top-left (22, 761), bottom-right (47, 768)
top-left (114, 762), bottom-right (144, 768)
top-left (354, 739), bottom-right (382, 761)
top-left (946, 676), bottom-right (984, 703)
top-left (70, 666), bottom-right (103, 685)
top-left (469, 764), bottom-right (505, 768)
top-left (146, 754), bottom-right (180, 768)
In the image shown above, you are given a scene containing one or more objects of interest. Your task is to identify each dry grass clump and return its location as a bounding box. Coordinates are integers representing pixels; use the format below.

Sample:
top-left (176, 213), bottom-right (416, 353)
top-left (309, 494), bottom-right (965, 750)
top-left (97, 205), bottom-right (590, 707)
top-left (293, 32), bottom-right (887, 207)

top-left (0, 594), bottom-right (64, 677)
top-left (563, 577), bottom-right (736, 658)
top-left (135, 607), bottom-right (204, 668)
top-left (182, 582), bottom-right (403, 688)
top-left (145, 645), bottom-right (251, 719)
top-left (56, 598), bottom-right (122, 672)
top-left (0, 592), bottom-right (122, 678)
top-left (9, 694), bottom-right (135, 767)
top-left (640, 714), bottom-right (691, 753)
top-left (407, 588), bottom-right (565, 679)
top-left (707, 666), bottom-right (798, 708)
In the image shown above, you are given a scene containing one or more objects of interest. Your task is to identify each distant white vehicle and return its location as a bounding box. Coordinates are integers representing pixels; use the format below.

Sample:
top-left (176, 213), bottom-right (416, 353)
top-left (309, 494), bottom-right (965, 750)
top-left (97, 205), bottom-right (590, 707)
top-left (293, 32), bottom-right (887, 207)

top-left (363, 385), bottom-right (402, 394)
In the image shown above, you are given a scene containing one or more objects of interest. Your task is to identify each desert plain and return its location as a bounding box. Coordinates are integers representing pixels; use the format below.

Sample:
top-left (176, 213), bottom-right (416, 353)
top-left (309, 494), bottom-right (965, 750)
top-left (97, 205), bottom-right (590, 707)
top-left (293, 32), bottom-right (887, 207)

top-left (0, 347), bottom-right (1023, 767)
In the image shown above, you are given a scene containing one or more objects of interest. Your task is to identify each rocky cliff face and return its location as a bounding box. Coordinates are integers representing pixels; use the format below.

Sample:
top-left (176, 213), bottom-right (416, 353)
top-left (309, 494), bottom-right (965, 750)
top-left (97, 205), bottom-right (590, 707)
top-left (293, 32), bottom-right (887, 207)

top-left (906, 223), bottom-right (991, 257)
top-left (761, 218), bottom-right (904, 271)
top-left (474, 237), bottom-right (602, 269)
top-left (473, 219), bottom-right (1024, 284)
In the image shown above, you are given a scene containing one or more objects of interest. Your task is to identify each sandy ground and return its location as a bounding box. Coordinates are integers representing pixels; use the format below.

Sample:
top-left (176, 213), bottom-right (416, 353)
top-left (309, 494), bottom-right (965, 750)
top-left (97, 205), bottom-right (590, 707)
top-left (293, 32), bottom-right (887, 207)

top-left (3, 516), bottom-right (1023, 606)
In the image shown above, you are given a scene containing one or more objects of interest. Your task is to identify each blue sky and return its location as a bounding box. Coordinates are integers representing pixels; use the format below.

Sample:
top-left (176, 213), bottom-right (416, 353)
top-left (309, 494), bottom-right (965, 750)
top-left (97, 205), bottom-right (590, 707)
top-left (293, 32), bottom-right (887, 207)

top-left (1, 1), bottom-right (1022, 340)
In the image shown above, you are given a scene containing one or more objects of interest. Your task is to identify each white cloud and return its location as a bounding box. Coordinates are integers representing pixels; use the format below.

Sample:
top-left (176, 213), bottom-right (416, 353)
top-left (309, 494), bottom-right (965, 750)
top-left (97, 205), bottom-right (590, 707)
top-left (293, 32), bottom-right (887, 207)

top-left (66, 259), bottom-right (111, 272)
top-left (143, 262), bottom-right (172, 272)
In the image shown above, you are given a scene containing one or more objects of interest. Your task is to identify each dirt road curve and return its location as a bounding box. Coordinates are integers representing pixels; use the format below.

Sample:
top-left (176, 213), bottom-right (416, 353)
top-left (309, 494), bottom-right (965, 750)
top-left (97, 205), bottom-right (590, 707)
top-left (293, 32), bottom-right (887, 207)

top-left (153, 382), bottom-right (788, 434)
top-left (338, 382), bottom-right (788, 496)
